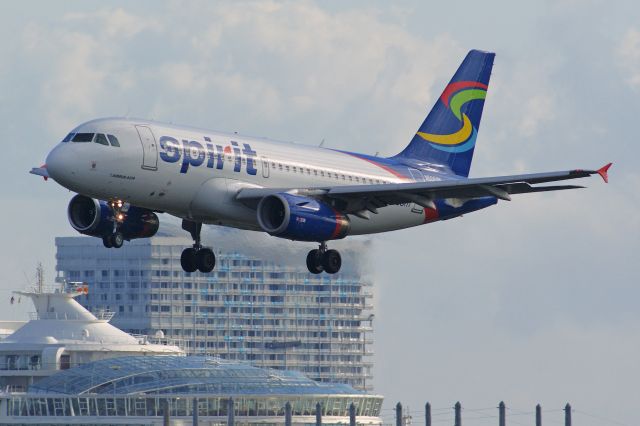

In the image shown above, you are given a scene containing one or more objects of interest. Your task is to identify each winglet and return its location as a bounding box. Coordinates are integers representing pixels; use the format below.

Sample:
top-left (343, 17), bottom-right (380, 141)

top-left (596, 162), bottom-right (612, 183)
top-left (30, 164), bottom-right (49, 181)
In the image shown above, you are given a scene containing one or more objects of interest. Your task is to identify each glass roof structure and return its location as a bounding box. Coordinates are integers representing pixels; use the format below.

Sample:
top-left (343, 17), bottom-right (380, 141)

top-left (29, 356), bottom-right (366, 396)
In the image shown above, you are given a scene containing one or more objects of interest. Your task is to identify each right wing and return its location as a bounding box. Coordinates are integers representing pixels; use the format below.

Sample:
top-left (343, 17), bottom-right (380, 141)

top-left (236, 163), bottom-right (612, 214)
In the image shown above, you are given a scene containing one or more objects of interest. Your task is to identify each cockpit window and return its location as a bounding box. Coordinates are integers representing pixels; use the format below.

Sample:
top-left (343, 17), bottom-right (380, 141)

top-left (72, 133), bottom-right (95, 143)
top-left (62, 133), bottom-right (75, 143)
top-left (107, 134), bottom-right (120, 147)
top-left (95, 133), bottom-right (109, 146)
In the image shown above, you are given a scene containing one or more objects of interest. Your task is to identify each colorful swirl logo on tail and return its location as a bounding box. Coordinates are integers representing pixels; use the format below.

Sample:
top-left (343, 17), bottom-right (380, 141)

top-left (417, 81), bottom-right (487, 153)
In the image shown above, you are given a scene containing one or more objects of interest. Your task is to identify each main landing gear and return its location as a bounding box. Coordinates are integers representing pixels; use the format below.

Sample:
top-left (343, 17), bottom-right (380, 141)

top-left (102, 199), bottom-right (125, 249)
top-left (180, 220), bottom-right (215, 273)
top-left (306, 242), bottom-right (342, 275)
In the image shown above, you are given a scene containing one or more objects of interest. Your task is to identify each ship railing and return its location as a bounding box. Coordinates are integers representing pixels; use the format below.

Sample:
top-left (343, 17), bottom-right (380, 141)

top-left (28, 310), bottom-right (115, 321)
top-left (129, 334), bottom-right (187, 350)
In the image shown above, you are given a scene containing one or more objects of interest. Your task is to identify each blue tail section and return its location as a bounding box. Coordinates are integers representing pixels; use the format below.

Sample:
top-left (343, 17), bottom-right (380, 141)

top-left (393, 50), bottom-right (495, 177)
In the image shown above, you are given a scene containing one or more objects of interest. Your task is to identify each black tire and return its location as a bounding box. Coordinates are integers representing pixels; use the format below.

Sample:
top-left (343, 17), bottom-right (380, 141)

top-left (306, 249), bottom-right (324, 274)
top-left (196, 248), bottom-right (216, 273)
top-left (110, 232), bottom-right (124, 248)
top-left (102, 236), bottom-right (113, 248)
top-left (180, 248), bottom-right (198, 273)
top-left (322, 249), bottom-right (341, 274)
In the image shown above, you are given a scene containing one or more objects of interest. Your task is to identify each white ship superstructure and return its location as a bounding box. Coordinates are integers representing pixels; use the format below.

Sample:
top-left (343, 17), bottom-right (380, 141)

top-left (0, 284), bottom-right (183, 392)
top-left (0, 273), bottom-right (382, 425)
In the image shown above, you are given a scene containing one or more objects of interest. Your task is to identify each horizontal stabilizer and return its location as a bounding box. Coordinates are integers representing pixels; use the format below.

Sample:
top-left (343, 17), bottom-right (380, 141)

top-left (495, 183), bottom-right (585, 195)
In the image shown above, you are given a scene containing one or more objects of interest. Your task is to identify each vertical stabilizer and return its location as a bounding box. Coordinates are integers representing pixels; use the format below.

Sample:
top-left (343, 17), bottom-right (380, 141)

top-left (393, 50), bottom-right (495, 177)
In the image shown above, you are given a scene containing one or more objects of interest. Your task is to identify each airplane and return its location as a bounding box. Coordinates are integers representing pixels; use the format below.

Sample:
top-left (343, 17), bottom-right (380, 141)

top-left (31, 50), bottom-right (611, 275)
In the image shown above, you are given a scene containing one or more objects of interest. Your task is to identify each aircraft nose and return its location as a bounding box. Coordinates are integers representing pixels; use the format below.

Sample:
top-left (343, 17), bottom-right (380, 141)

top-left (45, 145), bottom-right (64, 182)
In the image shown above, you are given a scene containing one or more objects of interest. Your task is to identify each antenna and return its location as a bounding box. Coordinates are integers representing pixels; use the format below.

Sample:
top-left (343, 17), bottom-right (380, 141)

top-left (319, 139), bottom-right (325, 147)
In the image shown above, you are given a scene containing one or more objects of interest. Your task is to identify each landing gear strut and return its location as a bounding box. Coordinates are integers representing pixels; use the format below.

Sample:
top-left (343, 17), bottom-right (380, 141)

top-left (103, 199), bottom-right (125, 249)
top-left (306, 242), bottom-right (341, 275)
top-left (181, 220), bottom-right (215, 273)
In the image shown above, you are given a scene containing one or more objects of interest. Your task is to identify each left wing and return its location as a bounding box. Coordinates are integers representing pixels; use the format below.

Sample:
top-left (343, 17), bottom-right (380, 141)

top-left (236, 163), bottom-right (612, 215)
top-left (30, 165), bottom-right (49, 181)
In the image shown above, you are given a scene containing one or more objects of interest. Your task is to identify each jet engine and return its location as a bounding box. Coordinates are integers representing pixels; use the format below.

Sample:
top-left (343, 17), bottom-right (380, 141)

top-left (256, 193), bottom-right (350, 242)
top-left (67, 194), bottom-right (159, 240)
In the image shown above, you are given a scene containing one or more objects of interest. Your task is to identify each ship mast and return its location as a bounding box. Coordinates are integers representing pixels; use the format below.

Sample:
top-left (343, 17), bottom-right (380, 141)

top-left (35, 262), bottom-right (44, 294)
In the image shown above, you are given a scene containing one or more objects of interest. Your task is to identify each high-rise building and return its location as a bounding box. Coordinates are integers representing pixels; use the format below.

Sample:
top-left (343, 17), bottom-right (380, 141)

top-left (55, 224), bottom-right (374, 390)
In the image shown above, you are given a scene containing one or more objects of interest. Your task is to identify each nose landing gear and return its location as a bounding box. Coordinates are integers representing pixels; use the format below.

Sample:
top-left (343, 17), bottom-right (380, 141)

top-left (306, 242), bottom-right (342, 274)
top-left (102, 199), bottom-right (125, 248)
top-left (181, 220), bottom-right (216, 273)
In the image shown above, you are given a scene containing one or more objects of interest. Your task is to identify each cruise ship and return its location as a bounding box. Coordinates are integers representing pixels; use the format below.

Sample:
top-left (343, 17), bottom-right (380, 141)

top-left (0, 277), bottom-right (383, 424)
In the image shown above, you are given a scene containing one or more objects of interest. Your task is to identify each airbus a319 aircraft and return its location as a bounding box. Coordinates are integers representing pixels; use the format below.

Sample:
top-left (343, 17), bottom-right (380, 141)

top-left (32, 50), bottom-right (611, 274)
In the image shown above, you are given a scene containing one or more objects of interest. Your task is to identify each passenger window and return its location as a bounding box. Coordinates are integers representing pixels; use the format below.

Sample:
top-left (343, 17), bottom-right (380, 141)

top-left (72, 133), bottom-right (95, 142)
top-left (285, 165), bottom-right (290, 172)
top-left (292, 166), bottom-right (297, 173)
top-left (107, 135), bottom-right (120, 147)
top-left (95, 134), bottom-right (109, 146)
top-left (313, 170), bottom-right (318, 176)
top-left (62, 133), bottom-right (75, 143)
top-left (320, 171), bottom-right (325, 177)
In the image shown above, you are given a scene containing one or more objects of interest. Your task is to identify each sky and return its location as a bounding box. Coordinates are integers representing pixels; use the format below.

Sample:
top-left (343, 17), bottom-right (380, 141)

top-left (1, 0), bottom-right (639, 424)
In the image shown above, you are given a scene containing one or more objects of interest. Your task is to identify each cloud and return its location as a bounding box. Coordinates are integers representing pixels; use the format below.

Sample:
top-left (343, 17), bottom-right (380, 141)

top-left (19, 8), bottom-right (160, 135)
top-left (19, 1), bottom-right (466, 151)
top-left (518, 94), bottom-right (555, 137)
top-left (616, 27), bottom-right (640, 89)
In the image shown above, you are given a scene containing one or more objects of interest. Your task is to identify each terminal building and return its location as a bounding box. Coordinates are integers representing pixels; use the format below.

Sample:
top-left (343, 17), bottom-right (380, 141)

top-left (55, 223), bottom-right (375, 390)
top-left (0, 277), bottom-right (383, 425)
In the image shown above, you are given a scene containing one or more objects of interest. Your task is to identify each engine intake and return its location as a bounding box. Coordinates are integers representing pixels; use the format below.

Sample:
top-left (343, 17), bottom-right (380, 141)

top-left (257, 193), bottom-right (350, 242)
top-left (67, 194), bottom-right (159, 240)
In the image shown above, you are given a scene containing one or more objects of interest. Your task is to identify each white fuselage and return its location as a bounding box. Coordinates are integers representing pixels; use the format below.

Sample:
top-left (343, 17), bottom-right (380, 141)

top-left (46, 118), bottom-right (447, 237)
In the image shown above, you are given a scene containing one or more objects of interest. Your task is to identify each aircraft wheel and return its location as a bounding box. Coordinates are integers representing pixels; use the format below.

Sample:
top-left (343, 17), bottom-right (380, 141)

top-left (110, 232), bottom-right (124, 248)
top-left (181, 248), bottom-right (198, 273)
top-left (322, 249), bottom-right (341, 274)
top-left (102, 235), bottom-right (113, 248)
top-left (306, 249), bottom-right (324, 274)
top-left (196, 248), bottom-right (216, 273)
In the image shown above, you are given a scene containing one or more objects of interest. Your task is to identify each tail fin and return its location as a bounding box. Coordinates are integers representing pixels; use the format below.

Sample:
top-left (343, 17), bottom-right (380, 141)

top-left (393, 49), bottom-right (495, 177)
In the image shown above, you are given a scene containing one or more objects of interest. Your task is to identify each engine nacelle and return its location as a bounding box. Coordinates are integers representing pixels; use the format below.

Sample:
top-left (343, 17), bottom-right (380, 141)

top-left (67, 194), bottom-right (159, 240)
top-left (257, 193), bottom-right (350, 242)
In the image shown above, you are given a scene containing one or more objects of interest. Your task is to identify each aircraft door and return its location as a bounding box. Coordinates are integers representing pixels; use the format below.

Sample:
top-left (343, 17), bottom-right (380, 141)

top-left (261, 156), bottom-right (270, 178)
top-left (135, 125), bottom-right (158, 171)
